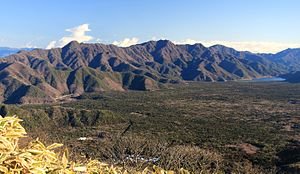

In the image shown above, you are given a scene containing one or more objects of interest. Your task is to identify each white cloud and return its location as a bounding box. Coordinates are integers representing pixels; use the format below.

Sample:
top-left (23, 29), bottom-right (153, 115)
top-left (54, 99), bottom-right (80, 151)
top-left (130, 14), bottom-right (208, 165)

top-left (24, 42), bottom-right (38, 48)
top-left (173, 39), bottom-right (199, 45)
top-left (45, 26), bottom-right (300, 53)
top-left (112, 37), bottom-right (139, 47)
top-left (95, 38), bottom-right (102, 42)
top-left (46, 41), bottom-right (57, 49)
top-left (173, 39), bottom-right (300, 53)
top-left (46, 24), bottom-right (93, 49)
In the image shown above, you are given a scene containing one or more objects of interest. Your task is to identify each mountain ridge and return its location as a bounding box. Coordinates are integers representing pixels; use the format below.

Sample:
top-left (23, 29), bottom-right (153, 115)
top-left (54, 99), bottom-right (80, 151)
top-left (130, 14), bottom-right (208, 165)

top-left (0, 40), bottom-right (299, 104)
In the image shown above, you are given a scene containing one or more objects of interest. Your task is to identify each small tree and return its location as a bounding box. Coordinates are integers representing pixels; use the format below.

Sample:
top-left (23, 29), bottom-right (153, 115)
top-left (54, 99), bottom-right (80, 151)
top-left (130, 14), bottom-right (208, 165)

top-left (0, 105), bottom-right (8, 117)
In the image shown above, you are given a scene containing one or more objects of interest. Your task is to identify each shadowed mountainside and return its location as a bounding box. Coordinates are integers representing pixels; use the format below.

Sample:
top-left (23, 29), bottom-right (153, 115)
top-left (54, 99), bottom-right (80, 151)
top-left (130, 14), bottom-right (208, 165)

top-left (281, 71), bottom-right (300, 83)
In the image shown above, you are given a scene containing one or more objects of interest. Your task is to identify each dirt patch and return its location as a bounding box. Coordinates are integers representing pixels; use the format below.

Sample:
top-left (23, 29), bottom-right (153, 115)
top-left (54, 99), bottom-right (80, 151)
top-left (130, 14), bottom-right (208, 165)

top-left (226, 143), bottom-right (260, 155)
top-left (130, 112), bottom-right (147, 118)
top-left (283, 124), bottom-right (292, 131)
top-left (239, 143), bottom-right (260, 155)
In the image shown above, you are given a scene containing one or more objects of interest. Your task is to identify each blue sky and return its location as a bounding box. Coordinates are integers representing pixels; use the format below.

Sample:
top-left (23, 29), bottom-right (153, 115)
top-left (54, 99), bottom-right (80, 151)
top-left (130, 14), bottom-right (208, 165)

top-left (0, 0), bottom-right (300, 53)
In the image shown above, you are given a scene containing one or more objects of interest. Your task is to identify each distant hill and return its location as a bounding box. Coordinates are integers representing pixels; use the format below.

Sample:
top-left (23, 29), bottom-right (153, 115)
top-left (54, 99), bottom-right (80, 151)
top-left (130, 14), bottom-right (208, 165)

top-left (261, 48), bottom-right (300, 71)
top-left (0, 40), bottom-right (298, 104)
top-left (0, 47), bottom-right (33, 58)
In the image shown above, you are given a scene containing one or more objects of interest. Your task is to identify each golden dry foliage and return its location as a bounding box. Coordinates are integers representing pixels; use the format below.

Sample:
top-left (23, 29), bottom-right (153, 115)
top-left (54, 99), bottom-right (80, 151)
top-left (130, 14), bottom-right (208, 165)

top-left (0, 116), bottom-right (190, 174)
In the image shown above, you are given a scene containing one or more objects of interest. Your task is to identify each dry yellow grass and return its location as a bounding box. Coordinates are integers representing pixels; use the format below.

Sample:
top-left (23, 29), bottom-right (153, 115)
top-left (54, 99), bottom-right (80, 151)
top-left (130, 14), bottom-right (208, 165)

top-left (0, 116), bottom-right (190, 174)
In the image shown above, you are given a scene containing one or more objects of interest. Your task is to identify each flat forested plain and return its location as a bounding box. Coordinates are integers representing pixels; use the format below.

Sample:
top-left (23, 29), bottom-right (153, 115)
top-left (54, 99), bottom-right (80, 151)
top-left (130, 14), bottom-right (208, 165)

top-left (5, 82), bottom-right (300, 173)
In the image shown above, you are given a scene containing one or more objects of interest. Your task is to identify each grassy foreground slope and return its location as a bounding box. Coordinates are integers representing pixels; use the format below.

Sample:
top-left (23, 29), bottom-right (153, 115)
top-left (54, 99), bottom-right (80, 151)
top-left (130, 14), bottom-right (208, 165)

top-left (0, 116), bottom-right (192, 173)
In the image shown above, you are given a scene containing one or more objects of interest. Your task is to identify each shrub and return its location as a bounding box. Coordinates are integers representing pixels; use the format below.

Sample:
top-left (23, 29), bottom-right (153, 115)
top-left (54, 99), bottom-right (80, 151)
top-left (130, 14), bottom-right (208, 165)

top-left (0, 106), bottom-right (8, 117)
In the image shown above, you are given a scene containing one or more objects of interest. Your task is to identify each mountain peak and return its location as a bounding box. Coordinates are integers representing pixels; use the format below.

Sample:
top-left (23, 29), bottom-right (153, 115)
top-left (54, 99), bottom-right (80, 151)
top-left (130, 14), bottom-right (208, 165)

top-left (209, 44), bottom-right (239, 54)
top-left (141, 40), bottom-right (174, 46)
top-left (156, 40), bottom-right (174, 46)
top-left (63, 41), bottom-right (81, 50)
top-left (209, 44), bottom-right (233, 50)
top-left (152, 40), bottom-right (176, 51)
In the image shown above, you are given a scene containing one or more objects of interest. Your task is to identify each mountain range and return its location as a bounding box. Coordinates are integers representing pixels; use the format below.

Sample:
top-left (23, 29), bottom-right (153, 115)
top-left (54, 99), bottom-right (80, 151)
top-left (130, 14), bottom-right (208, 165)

top-left (0, 40), bottom-right (299, 104)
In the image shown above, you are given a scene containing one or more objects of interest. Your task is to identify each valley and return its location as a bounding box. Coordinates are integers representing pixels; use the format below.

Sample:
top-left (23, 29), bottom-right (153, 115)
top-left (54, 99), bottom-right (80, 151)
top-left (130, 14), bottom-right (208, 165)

top-left (3, 81), bottom-right (300, 173)
top-left (2, 1), bottom-right (300, 173)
